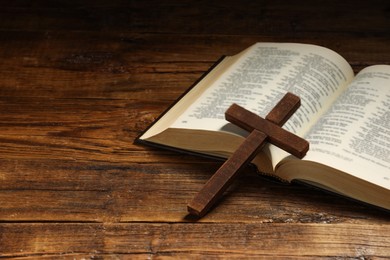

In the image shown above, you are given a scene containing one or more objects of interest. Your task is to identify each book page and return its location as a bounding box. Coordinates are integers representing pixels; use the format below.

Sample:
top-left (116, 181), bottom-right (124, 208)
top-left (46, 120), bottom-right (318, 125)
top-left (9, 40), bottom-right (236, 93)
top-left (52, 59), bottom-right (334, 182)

top-left (300, 65), bottom-right (390, 189)
top-left (172, 42), bottom-right (354, 149)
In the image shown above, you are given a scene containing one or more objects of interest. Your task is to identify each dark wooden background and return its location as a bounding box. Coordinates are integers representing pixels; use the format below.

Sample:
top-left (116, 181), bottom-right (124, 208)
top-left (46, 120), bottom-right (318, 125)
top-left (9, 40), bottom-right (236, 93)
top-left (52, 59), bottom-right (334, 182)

top-left (1, 0), bottom-right (389, 258)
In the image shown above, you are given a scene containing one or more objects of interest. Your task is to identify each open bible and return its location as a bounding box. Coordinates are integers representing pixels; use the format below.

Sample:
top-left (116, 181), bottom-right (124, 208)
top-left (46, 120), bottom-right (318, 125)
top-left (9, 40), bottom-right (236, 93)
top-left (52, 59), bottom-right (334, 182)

top-left (136, 42), bottom-right (390, 211)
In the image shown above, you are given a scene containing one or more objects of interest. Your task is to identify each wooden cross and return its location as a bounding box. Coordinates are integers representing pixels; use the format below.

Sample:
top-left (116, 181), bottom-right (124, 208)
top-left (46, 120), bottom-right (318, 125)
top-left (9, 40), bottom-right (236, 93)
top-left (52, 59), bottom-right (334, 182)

top-left (187, 92), bottom-right (309, 217)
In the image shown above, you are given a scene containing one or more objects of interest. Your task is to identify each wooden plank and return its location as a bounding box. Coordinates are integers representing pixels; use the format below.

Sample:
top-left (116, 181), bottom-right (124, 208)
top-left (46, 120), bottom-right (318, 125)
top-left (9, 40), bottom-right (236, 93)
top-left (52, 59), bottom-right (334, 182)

top-left (0, 1), bottom-right (388, 35)
top-left (0, 159), bottom-right (388, 223)
top-left (0, 32), bottom-right (388, 100)
top-left (1, 223), bottom-right (389, 258)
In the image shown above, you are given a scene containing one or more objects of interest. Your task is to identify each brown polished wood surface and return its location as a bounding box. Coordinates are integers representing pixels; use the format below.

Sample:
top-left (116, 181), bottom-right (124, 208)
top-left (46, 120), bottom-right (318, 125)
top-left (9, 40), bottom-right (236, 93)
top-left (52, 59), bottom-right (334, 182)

top-left (0, 1), bottom-right (389, 258)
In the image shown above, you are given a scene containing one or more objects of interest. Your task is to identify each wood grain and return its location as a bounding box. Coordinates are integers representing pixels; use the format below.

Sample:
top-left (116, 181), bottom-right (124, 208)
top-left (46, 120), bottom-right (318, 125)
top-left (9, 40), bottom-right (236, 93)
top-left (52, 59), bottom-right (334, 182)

top-left (1, 223), bottom-right (389, 258)
top-left (0, 0), bottom-right (389, 258)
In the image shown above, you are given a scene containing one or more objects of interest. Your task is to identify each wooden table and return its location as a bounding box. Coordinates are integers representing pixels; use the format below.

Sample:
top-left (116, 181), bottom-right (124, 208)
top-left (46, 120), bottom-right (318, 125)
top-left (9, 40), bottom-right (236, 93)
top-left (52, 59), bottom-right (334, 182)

top-left (1, 1), bottom-right (389, 258)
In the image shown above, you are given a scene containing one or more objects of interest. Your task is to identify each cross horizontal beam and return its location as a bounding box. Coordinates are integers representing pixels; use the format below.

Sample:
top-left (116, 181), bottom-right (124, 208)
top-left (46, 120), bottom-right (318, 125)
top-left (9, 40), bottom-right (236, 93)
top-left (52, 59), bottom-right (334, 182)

top-left (225, 103), bottom-right (309, 158)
